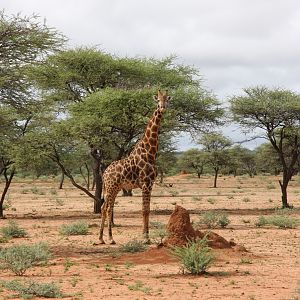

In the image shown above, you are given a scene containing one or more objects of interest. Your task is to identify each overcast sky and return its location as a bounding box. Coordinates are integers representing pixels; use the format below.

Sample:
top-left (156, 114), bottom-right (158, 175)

top-left (3, 0), bottom-right (300, 149)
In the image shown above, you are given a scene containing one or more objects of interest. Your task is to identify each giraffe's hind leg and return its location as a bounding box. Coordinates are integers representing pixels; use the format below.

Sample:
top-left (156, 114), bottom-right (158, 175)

top-left (99, 189), bottom-right (118, 244)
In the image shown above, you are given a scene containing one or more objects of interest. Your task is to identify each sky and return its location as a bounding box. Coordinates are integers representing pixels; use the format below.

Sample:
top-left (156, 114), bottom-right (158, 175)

top-left (2, 0), bottom-right (300, 150)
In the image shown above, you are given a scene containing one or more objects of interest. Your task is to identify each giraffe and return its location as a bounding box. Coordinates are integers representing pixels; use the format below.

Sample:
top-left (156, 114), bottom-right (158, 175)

top-left (99, 90), bottom-right (171, 244)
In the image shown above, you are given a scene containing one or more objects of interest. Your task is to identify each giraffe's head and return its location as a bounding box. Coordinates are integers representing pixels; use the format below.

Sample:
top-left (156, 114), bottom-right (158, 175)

top-left (153, 90), bottom-right (171, 112)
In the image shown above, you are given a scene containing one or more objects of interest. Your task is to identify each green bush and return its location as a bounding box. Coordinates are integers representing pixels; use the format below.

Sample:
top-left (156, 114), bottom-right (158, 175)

top-left (0, 242), bottom-right (51, 275)
top-left (255, 215), bottom-right (299, 229)
top-left (1, 279), bottom-right (62, 298)
top-left (1, 221), bottom-right (28, 238)
top-left (199, 212), bottom-right (231, 228)
top-left (59, 221), bottom-right (89, 236)
top-left (171, 236), bottom-right (214, 275)
top-left (120, 239), bottom-right (148, 253)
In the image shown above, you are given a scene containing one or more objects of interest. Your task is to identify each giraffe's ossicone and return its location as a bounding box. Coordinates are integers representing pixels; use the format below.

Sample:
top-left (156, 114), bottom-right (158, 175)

top-left (99, 90), bottom-right (171, 244)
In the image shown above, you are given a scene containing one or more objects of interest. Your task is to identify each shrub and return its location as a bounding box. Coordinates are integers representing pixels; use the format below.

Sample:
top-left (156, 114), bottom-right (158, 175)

top-left (120, 239), bottom-right (148, 253)
top-left (255, 215), bottom-right (299, 229)
top-left (59, 221), bottom-right (89, 236)
top-left (170, 236), bottom-right (214, 275)
top-left (1, 221), bottom-right (28, 238)
top-left (269, 215), bottom-right (299, 229)
top-left (218, 214), bottom-right (231, 228)
top-left (2, 279), bottom-right (62, 298)
top-left (0, 242), bottom-right (51, 275)
top-left (255, 216), bottom-right (268, 227)
top-left (199, 212), bottom-right (230, 228)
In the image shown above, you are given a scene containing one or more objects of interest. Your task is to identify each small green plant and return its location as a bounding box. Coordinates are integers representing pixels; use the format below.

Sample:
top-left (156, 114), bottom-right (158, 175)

top-left (170, 236), bottom-right (214, 275)
top-left (242, 197), bottom-right (250, 203)
top-left (218, 214), bottom-right (230, 228)
top-left (0, 242), bottom-right (51, 275)
top-left (240, 258), bottom-right (252, 264)
top-left (207, 197), bottom-right (216, 204)
top-left (1, 221), bottom-right (28, 239)
top-left (63, 258), bottom-right (75, 272)
top-left (150, 222), bottom-right (167, 245)
top-left (1, 279), bottom-right (62, 298)
top-left (266, 183), bottom-right (276, 190)
top-left (59, 221), bottom-right (89, 236)
top-left (55, 198), bottom-right (65, 206)
top-left (120, 239), bottom-right (148, 253)
top-left (49, 188), bottom-right (57, 195)
top-left (128, 280), bottom-right (152, 294)
top-left (199, 212), bottom-right (230, 228)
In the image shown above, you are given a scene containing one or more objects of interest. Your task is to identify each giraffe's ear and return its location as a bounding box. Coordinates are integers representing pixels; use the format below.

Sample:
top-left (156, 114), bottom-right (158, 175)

top-left (153, 95), bottom-right (158, 101)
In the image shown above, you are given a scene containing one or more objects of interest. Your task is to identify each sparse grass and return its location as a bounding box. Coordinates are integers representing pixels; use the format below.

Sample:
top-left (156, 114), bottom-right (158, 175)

top-left (128, 280), bottom-right (152, 294)
top-left (120, 239), bottom-right (148, 253)
top-left (240, 258), bottom-right (252, 264)
top-left (170, 236), bottom-right (214, 275)
top-left (55, 198), bottom-right (65, 206)
top-left (1, 221), bottom-right (28, 239)
top-left (198, 211), bottom-right (230, 229)
top-left (59, 221), bottom-right (89, 236)
top-left (0, 242), bottom-right (51, 275)
top-left (255, 215), bottom-right (299, 229)
top-left (266, 183), bottom-right (276, 190)
top-left (64, 258), bottom-right (76, 272)
top-left (207, 197), bottom-right (216, 204)
top-left (150, 225), bottom-right (168, 245)
top-left (0, 279), bottom-right (62, 298)
top-left (242, 197), bottom-right (250, 203)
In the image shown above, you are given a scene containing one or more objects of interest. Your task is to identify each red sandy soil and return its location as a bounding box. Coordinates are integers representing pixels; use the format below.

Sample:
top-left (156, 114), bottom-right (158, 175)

top-left (0, 174), bottom-right (300, 299)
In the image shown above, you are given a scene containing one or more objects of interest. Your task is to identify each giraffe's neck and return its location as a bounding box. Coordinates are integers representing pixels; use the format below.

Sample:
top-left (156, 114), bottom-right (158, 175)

top-left (131, 107), bottom-right (164, 162)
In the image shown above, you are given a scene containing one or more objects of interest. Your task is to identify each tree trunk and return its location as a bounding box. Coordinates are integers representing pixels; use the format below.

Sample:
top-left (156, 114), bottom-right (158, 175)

top-left (279, 178), bottom-right (290, 208)
top-left (213, 168), bottom-right (219, 188)
top-left (0, 167), bottom-right (15, 218)
top-left (59, 172), bottom-right (64, 189)
top-left (90, 145), bottom-right (104, 214)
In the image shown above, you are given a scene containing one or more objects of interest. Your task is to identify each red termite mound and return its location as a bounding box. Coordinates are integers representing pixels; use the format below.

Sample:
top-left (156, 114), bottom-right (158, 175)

top-left (164, 205), bottom-right (243, 250)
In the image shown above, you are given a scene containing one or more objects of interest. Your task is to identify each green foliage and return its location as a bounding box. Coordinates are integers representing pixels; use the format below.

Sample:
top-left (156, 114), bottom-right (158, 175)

top-left (198, 211), bottom-right (231, 228)
top-left (1, 279), bottom-right (62, 298)
top-left (0, 242), bottom-right (51, 275)
top-left (150, 223), bottom-right (168, 245)
top-left (177, 148), bottom-right (209, 177)
top-left (255, 215), bottom-right (299, 229)
top-left (1, 221), bottom-right (28, 238)
top-left (170, 236), bottom-right (214, 275)
top-left (120, 239), bottom-right (148, 253)
top-left (59, 222), bottom-right (89, 236)
top-left (230, 86), bottom-right (300, 207)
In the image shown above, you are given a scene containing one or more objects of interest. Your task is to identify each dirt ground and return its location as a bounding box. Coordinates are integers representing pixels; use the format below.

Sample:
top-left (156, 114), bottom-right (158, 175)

top-left (0, 174), bottom-right (300, 300)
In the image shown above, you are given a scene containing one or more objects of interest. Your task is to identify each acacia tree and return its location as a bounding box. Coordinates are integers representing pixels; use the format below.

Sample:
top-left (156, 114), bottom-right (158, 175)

top-left (199, 132), bottom-right (232, 188)
top-left (28, 48), bottom-right (223, 212)
top-left (230, 87), bottom-right (300, 208)
top-left (0, 12), bottom-right (64, 217)
top-left (228, 145), bottom-right (256, 177)
top-left (177, 149), bottom-right (209, 178)
top-left (255, 143), bottom-right (282, 175)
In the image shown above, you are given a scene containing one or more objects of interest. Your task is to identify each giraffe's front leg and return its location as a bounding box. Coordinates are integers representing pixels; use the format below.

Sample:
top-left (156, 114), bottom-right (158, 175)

top-left (142, 189), bottom-right (151, 244)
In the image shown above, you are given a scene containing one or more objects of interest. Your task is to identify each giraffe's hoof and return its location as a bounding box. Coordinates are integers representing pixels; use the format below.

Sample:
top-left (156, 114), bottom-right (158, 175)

top-left (109, 240), bottom-right (116, 245)
top-left (99, 239), bottom-right (106, 244)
